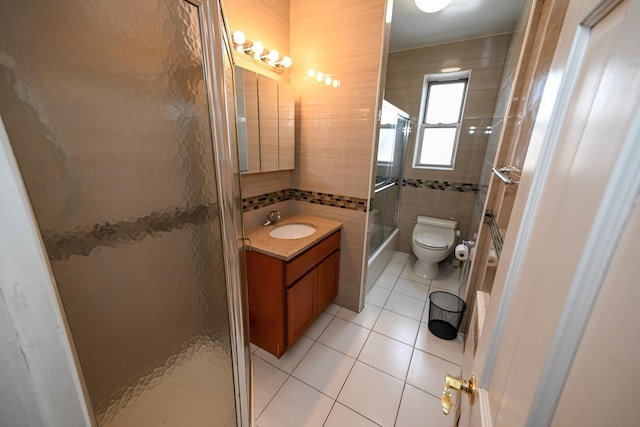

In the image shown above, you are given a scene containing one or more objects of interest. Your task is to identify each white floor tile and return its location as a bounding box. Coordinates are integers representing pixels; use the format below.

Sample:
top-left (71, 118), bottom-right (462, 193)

top-left (384, 291), bottom-right (426, 321)
top-left (358, 331), bottom-right (413, 380)
top-left (391, 251), bottom-right (410, 265)
top-left (396, 384), bottom-right (455, 427)
top-left (406, 349), bottom-right (461, 397)
top-left (365, 286), bottom-right (391, 307)
top-left (317, 317), bottom-right (371, 358)
top-left (415, 322), bottom-right (464, 366)
top-left (325, 303), bottom-right (341, 315)
top-left (336, 304), bottom-right (382, 329)
top-left (252, 356), bottom-right (288, 416)
top-left (373, 309), bottom-right (420, 346)
top-left (374, 272), bottom-right (398, 290)
top-left (292, 342), bottom-right (355, 398)
top-left (304, 312), bottom-right (333, 340)
top-left (430, 275), bottom-right (460, 295)
top-left (393, 278), bottom-right (430, 301)
top-left (437, 261), bottom-right (458, 280)
top-left (256, 377), bottom-right (334, 427)
top-left (254, 336), bottom-right (314, 374)
top-left (337, 361), bottom-right (404, 427)
top-left (324, 403), bottom-right (380, 427)
top-left (252, 254), bottom-right (467, 427)
top-left (383, 262), bottom-right (403, 276)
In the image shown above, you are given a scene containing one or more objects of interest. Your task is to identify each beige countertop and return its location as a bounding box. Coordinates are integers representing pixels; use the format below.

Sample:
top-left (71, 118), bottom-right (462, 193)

top-left (245, 214), bottom-right (343, 261)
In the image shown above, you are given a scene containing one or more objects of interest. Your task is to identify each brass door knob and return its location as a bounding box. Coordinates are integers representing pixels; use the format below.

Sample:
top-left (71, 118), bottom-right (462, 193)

top-left (441, 388), bottom-right (454, 415)
top-left (441, 374), bottom-right (477, 415)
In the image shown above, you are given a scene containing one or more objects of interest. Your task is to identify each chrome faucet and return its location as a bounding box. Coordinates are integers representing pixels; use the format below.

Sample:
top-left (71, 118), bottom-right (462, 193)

top-left (263, 210), bottom-right (281, 226)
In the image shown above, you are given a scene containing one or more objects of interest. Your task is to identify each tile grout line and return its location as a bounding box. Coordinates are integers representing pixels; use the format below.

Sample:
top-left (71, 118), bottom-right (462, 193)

top-left (256, 252), bottom-right (465, 426)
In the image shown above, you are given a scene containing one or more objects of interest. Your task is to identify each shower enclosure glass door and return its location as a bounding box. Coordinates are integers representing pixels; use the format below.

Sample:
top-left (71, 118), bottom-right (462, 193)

top-left (0, 1), bottom-right (245, 425)
top-left (369, 101), bottom-right (409, 255)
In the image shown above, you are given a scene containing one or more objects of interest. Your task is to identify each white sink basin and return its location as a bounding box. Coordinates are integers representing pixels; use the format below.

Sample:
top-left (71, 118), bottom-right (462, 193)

top-left (269, 223), bottom-right (317, 239)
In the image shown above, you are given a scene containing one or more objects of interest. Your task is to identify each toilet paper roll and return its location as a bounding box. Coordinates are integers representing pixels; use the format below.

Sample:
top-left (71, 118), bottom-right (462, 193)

top-left (455, 244), bottom-right (469, 260)
top-left (487, 247), bottom-right (499, 267)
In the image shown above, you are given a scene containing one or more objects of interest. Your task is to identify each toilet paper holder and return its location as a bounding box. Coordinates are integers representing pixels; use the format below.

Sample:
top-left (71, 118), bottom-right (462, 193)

top-left (461, 240), bottom-right (475, 248)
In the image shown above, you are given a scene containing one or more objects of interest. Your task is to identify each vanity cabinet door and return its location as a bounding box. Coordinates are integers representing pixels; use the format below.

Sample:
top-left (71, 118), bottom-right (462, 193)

top-left (286, 270), bottom-right (316, 346)
top-left (316, 251), bottom-right (340, 314)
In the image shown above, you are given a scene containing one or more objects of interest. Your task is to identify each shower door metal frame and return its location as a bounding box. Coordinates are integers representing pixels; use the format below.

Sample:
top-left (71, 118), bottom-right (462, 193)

top-left (191, 0), bottom-right (252, 426)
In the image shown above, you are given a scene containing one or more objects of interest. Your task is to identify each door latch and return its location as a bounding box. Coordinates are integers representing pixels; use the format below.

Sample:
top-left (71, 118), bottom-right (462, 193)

top-left (441, 374), bottom-right (477, 415)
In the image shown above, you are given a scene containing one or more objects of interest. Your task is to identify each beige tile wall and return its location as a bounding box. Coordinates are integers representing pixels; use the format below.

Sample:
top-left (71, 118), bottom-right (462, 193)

top-left (240, 170), bottom-right (292, 198)
top-left (226, 0), bottom-right (389, 311)
top-left (385, 34), bottom-right (511, 248)
top-left (290, 0), bottom-right (389, 310)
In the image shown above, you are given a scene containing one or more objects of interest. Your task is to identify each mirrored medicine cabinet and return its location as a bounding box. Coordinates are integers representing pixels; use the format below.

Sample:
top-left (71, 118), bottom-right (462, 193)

top-left (234, 66), bottom-right (295, 174)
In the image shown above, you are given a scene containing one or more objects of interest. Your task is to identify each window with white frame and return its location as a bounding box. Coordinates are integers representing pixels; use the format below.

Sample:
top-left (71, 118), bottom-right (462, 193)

top-left (413, 72), bottom-right (469, 170)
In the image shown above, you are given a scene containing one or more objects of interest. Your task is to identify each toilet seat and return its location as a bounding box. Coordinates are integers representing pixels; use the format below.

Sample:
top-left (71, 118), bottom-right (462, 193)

top-left (414, 232), bottom-right (449, 250)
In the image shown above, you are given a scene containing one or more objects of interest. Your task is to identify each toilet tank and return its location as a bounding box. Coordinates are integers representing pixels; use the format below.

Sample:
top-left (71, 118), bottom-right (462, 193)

top-left (416, 215), bottom-right (457, 229)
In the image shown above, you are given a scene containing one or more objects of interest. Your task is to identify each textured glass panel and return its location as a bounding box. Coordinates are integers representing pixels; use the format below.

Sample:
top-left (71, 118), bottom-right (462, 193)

top-left (0, 1), bottom-right (237, 426)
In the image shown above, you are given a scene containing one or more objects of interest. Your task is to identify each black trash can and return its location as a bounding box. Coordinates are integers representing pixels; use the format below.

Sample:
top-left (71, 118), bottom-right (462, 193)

top-left (428, 291), bottom-right (466, 340)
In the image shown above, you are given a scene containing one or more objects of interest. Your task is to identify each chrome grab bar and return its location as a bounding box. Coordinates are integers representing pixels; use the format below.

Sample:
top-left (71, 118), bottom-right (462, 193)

top-left (491, 166), bottom-right (520, 186)
top-left (374, 181), bottom-right (396, 193)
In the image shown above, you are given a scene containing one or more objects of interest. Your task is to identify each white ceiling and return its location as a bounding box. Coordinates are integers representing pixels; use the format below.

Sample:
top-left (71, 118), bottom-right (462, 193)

top-left (389, 0), bottom-right (527, 52)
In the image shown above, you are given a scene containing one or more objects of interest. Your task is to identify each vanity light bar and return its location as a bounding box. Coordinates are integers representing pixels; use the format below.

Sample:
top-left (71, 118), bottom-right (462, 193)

top-left (232, 30), bottom-right (292, 69)
top-left (306, 69), bottom-right (340, 88)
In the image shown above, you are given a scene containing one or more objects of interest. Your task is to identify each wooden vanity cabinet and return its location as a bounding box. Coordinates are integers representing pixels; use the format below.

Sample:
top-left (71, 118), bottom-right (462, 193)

top-left (247, 230), bottom-right (340, 358)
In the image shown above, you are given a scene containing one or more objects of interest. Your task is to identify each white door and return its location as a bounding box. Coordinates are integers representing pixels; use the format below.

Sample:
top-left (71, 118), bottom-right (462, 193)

top-left (453, 0), bottom-right (640, 425)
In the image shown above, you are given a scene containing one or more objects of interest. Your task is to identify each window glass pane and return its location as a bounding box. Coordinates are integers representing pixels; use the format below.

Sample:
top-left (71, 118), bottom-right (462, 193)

top-left (425, 81), bottom-right (465, 124)
top-left (420, 127), bottom-right (457, 166)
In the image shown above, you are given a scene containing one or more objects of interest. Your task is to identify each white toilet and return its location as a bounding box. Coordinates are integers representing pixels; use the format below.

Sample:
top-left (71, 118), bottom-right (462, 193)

top-left (411, 216), bottom-right (458, 279)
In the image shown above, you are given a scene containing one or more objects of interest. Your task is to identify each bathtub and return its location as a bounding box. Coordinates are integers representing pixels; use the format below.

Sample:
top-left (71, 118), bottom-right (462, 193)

top-left (366, 228), bottom-right (399, 293)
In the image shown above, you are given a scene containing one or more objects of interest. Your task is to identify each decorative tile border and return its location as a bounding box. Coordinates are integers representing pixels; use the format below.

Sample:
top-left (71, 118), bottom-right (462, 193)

top-left (402, 178), bottom-right (479, 192)
top-left (291, 189), bottom-right (370, 211)
top-left (242, 189), bottom-right (291, 212)
top-left (242, 189), bottom-right (371, 213)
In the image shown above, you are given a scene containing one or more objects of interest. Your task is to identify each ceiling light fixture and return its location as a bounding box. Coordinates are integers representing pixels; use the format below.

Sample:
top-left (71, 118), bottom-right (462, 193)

top-left (415, 0), bottom-right (453, 13)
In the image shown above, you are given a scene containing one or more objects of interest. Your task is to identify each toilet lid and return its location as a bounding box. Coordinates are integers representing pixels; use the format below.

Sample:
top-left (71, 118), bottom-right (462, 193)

top-left (415, 233), bottom-right (449, 250)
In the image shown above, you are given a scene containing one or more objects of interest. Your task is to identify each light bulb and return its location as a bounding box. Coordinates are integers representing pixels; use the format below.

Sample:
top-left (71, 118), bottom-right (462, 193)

top-left (266, 49), bottom-right (279, 64)
top-left (232, 30), bottom-right (246, 45)
top-left (332, 80), bottom-right (340, 88)
top-left (278, 56), bottom-right (292, 68)
top-left (415, 0), bottom-right (453, 13)
top-left (252, 41), bottom-right (264, 57)
top-left (307, 69), bottom-right (316, 78)
top-left (316, 72), bottom-right (324, 82)
top-left (324, 76), bottom-right (332, 85)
